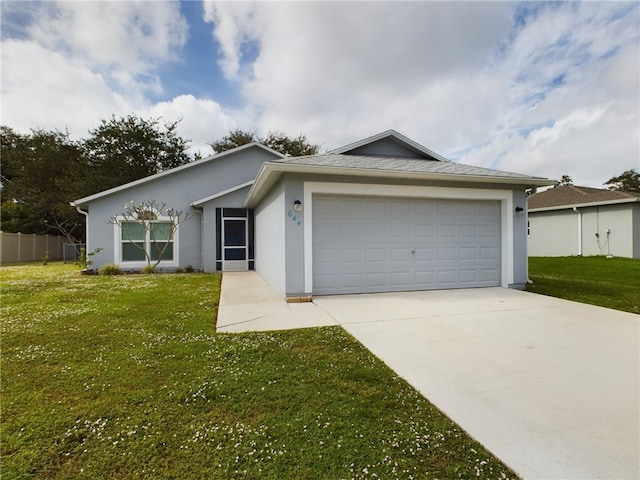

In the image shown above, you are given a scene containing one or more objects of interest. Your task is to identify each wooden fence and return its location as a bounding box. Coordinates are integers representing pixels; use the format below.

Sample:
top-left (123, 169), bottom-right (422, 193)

top-left (0, 232), bottom-right (66, 264)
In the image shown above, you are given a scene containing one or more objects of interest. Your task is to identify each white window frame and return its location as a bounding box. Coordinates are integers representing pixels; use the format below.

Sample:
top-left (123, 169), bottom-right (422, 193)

top-left (113, 216), bottom-right (179, 269)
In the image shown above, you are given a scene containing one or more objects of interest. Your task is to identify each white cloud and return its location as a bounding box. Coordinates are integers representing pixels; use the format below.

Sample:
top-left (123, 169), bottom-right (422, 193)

top-left (1, 1), bottom-right (637, 189)
top-left (0, 39), bottom-right (131, 136)
top-left (201, 2), bottom-right (638, 187)
top-left (26, 2), bottom-right (188, 77)
top-left (143, 94), bottom-right (239, 158)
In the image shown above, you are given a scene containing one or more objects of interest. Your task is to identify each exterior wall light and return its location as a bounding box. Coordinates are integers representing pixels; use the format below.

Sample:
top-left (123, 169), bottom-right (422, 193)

top-left (293, 200), bottom-right (303, 212)
top-left (515, 206), bottom-right (524, 216)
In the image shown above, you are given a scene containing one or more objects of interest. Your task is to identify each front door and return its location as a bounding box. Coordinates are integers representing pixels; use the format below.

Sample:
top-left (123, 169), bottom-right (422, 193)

top-left (223, 217), bottom-right (247, 271)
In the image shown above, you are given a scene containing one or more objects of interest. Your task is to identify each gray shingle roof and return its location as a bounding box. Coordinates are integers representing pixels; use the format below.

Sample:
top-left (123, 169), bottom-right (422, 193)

top-left (275, 153), bottom-right (543, 180)
top-left (528, 185), bottom-right (640, 210)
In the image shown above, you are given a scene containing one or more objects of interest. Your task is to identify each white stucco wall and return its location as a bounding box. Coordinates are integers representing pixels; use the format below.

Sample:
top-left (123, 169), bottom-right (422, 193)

top-left (528, 203), bottom-right (638, 258)
top-left (254, 181), bottom-right (286, 295)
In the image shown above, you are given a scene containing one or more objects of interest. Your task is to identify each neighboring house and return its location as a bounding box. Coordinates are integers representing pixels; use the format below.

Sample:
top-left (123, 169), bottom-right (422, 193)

top-left (72, 130), bottom-right (552, 298)
top-left (527, 185), bottom-right (640, 258)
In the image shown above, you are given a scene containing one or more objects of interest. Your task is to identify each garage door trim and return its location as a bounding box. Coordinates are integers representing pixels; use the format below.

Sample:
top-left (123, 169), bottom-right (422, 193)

top-left (303, 182), bottom-right (514, 294)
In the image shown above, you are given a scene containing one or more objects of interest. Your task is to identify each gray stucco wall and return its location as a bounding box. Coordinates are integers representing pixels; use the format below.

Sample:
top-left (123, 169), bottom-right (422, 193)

top-left (511, 189), bottom-right (529, 288)
top-left (528, 203), bottom-right (638, 258)
top-left (83, 146), bottom-right (279, 270)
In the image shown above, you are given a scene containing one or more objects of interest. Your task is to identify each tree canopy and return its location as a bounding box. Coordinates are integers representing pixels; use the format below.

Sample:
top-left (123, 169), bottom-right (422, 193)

top-left (1, 115), bottom-right (196, 240)
top-left (604, 169), bottom-right (640, 192)
top-left (84, 115), bottom-right (192, 191)
top-left (1, 126), bottom-right (89, 240)
top-left (210, 129), bottom-right (319, 157)
top-left (555, 174), bottom-right (573, 187)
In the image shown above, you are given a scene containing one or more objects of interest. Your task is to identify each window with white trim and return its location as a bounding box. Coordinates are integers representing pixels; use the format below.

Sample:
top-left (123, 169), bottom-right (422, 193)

top-left (119, 219), bottom-right (175, 264)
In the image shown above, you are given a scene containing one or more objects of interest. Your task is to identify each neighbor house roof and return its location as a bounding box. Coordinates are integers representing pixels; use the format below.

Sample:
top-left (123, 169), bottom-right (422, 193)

top-left (244, 153), bottom-right (553, 207)
top-left (528, 185), bottom-right (640, 212)
top-left (71, 143), bottom-right (285, 208)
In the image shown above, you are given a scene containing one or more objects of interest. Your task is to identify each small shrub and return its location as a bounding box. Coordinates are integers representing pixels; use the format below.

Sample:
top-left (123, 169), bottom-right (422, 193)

top-left (141, 265), bottom-right (155, 274)
top-left (185, 265), bottom-right (194, 273)
top-left (41, 251), bottom-right (49, 265)
top-left (174, 267), bottom-right (184, 273)
top-left (99, 263), bottom-right (121, 275)
top-left (78, 247), bottom-right (103, 270)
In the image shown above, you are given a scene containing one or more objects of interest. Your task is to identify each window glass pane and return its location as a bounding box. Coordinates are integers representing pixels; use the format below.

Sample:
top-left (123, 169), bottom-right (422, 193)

top-left (122, 242), bottom-right (145, 261)
top-left (151, 242), bottom-right (173, 261)
top-left (122, 222), bottom-right (145, 241)
top-left (150, 222), bottom-right (173, 241)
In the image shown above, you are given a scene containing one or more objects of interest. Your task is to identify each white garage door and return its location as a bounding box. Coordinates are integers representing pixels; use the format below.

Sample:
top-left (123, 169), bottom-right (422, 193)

top-left (312, 195), bottom-right (501, 295)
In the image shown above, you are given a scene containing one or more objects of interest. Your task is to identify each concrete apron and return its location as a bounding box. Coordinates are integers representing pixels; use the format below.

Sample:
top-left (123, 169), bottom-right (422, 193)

top-left (218, 272), bottom-right (640, 479)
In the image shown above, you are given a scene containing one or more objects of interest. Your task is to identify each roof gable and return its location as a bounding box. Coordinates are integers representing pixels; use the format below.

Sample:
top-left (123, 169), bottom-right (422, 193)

top-left (329, 130), bottom-right (449, 161)
top-left (528, 185), bottom-right (640, 210)
top-left (71, 142), bottom-right (285, 207)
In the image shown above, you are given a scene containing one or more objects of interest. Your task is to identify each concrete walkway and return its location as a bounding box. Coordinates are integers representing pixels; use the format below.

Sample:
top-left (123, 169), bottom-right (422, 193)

top-left (217, 272), bottom-right (640, 479)
top-left (217, 272), bottom-right (338, 332)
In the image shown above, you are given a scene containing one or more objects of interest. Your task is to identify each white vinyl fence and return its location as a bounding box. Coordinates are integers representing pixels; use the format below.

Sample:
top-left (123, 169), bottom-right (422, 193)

top-left (0, 232), bottom-right (66, 264)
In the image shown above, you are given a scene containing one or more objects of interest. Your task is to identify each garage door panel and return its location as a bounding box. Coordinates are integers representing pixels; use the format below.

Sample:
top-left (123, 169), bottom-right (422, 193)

top-left (366, 248), bottom-right (387, 262)
top-left (414, 248), bottom-right (435, 261)
top-left (437, 247), bottom-right (457, 261)
top-left (313, 196), bottom-right (500, 295)
top-left (413, 223), bottom-right (434, 238)
top-left (436, 270), bottom-right (457, 287)
top-left (459, 247), bottom-right (479, 260)
top-left (479, 224), bottom-right (499, 238)
top-left (459, 270), bottom-right (479, 284)
top-left (459, 224), bottom-right (477, 238)
top-left (480, 269), bottom-right (499, 283)
top-left (391, 272), bottom-right (412, 286)
top-left (340, 248), bottom-right (362, 263)
top-left (366, 272), bottom-right (388, 288)
top-left (438, 224), bottom-right (457, 239)
top-left (480, 247), bottom-right (499, 260)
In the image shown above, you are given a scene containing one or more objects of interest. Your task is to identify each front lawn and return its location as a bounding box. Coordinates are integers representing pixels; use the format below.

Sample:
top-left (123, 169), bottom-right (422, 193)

top-left (1, 263), bottom-right (516, 479)
top-left (527, 256), bottom-right (640, 314)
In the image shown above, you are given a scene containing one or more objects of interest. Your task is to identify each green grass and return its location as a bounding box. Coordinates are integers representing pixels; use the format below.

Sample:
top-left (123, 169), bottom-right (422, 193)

top-left (1, 263), bottom-right (516, 479)
top-left (527, 256), bottom-right (640, 314)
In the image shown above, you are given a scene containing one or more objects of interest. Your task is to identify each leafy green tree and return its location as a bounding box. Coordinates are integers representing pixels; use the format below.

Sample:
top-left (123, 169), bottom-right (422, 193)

top-left (83, 115), bottom-right (192, 193)
top-left (209, 129), bottom-right (258, 154)
top-left (555, 174), bottom-right (573, 187)
top-left (210, 129), bottom-right (319, 156)
top-left (1, 126), bottom-right (88, 240)
top-left (604, 169), bottom-right (640, 192)
top-left (261, 131), bottom-right (319, 157)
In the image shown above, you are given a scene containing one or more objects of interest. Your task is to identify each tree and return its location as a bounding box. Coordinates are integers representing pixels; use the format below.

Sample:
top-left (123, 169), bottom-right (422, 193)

top-left (210, 129), bottom-right (320, 157)
top-left (84, 115), bottom-right (192, 193)
top-left (555, 174), bottom-right (573, 187)
top-left (108, 199), bottom-right (192, 272)
top-left (1, 126), bottom-right (89, 241)
top-left (209, 129), bottom-right (258, 154)
top-left (604, 169), bottom-right (640, 192)
top-left (261, 131), bottom-right (319, 157)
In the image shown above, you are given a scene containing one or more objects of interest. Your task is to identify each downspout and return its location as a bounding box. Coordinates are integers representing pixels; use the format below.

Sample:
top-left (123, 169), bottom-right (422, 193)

top-left (573, 207), bottom-right (582, 256)
top-left (73, 204), bottom-right (89, 247)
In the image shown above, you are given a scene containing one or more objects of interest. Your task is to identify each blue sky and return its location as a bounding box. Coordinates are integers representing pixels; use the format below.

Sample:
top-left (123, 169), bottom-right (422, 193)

top-left (1, 1), bottom-right (638, 187)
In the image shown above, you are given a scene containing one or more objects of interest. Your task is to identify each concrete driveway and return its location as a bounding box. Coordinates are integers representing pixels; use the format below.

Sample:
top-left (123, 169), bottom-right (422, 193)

top-left (218, 273), bottom-right (640, 479)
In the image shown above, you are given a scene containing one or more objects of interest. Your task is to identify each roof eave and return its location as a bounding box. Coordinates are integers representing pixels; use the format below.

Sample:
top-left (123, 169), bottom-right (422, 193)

top-left (529, 196), bottom-right (640, 212)
top-left (244, 163), bottom-right (553, 207)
